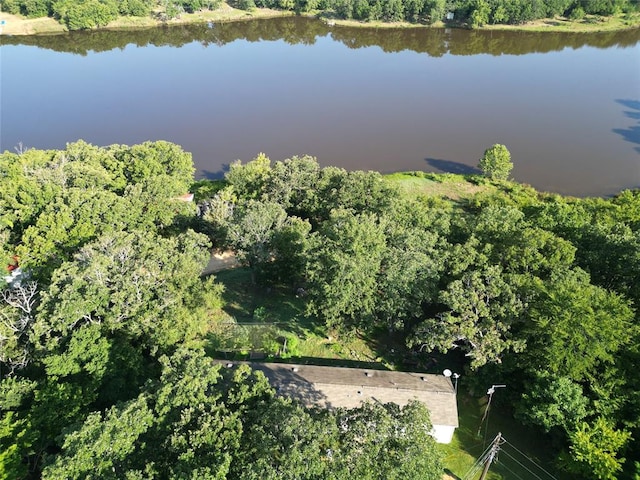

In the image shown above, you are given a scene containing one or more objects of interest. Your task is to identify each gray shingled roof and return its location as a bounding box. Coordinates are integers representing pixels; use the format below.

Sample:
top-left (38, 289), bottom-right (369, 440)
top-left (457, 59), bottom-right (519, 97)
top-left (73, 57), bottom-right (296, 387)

top-left (216, 361), bottom-right (459, 428)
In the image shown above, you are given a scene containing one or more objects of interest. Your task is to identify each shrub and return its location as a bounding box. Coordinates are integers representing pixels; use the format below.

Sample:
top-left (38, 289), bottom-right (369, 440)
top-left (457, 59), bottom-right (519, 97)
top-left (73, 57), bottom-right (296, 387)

top-left (22, 0), bottom-right (51, 18)
top-left (0, 0), bottom-right (22, 14)
top-left (478, 144), bottom-right (513, 181)
top-left (234, 0), bottom-right (256, 10)
top-left (119, 0), bottom-right (154, 16)
top-left (569, 5), bottom-right (585, 20)
top-left (53, 0), bottom-right (118, 30)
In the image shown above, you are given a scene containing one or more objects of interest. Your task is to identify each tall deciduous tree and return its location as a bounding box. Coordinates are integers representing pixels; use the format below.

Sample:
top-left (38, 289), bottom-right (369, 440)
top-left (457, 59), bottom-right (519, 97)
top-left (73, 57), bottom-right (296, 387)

top-left (41, 395), bottom-right (155, 480)
top-left (470, 0), bottom-right (490, 26)
top-left (560, 417), bottom-right (631, 480)
top-left (375, 198), bottom-right (449, 332)
top-left (0, 281), bottom-right (39, 375)
top-left (521, 268), bottom-right (634, 382)
top-left (306, 210), bottom-right (386, 329)
top-left (478, 144), bottom-right (513, 181)
top-left (227, 200), bottom-right (306, 284)
top-left (231, 398), bottom-right (338, 480)
top-left (262, 155), bottom-right (321, 215)
top-left (333, 401), bottom-right (443, 480)
top-left (0, 378), bottom-right (37, 480)
top-left (35, 229), bottom-right (215, 353)
top-left (41, 349), bottom-right (274, 480)
top-left (225, 153), bottom-right (272, 200)
top-left (232, 398), bottom-right (444, 480)
top-left (470, 204), bottom-right (576, 277)
top-left (516, 371), bottom-right (589, 433)
top-left (410, 264), bottom-right (525, 368)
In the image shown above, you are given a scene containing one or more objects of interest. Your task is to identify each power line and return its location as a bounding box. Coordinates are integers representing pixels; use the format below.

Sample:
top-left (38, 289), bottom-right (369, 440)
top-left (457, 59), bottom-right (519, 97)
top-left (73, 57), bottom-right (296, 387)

top-left (462, 440), bottom-right (495, 480)
top-left (502, 438), bottom-right (558, 480)
top-left (461, 433), bottom-right (560, 480)
top-left (462, 462), bottom-right (485, 480)
top-left (462, 433), bottom-right (505, 480)
top-left (496, 460), bottom-right (527, 480)
top-left (500, 448), bottom-right (547, 480)
top-left (462, 446), bottom-right (492, 479)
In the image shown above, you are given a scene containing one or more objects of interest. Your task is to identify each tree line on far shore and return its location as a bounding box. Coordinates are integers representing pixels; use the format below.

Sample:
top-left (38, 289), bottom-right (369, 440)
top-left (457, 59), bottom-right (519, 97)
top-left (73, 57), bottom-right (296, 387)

top-left (315, 0), bottom-right (639, 26)
top-left (1, 0), bottom-right (638, 30)
top-left (5, 15), bottom-right (639, 58)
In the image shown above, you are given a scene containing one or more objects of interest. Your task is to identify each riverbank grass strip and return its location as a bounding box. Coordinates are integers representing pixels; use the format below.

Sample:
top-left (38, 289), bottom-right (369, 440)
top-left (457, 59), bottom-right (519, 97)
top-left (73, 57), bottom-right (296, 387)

top-left (2, 7), bottom-right (638, 36)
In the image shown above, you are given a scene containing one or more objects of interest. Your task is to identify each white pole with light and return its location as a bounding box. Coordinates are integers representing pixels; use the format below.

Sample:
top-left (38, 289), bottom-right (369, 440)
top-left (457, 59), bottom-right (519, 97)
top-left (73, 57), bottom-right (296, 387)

top-left (477, 384), bottom-right (506, 441)
top-left (443, 369), bottom-right (460, 394)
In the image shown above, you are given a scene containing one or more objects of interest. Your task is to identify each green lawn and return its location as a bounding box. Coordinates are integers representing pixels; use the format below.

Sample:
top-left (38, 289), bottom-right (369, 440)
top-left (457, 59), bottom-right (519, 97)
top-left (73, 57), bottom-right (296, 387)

top-left (210, 268), bottom-right (383, 367)
top-left (383, 170), bottom-right (553, 204)
top-left (384, 172), bottom-right (493, 201)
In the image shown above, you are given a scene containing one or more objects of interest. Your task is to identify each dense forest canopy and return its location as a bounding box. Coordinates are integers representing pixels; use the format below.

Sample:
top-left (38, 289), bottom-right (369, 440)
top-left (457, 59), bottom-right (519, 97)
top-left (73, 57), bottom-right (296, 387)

top-left (204, 152), bottom-right (640, 478)
top-left (1, 0), bottom-right (638, 29)
top-left (0, 142), bottom-right (444, 480)
top-left (2, 141), bottom-right (640, 478)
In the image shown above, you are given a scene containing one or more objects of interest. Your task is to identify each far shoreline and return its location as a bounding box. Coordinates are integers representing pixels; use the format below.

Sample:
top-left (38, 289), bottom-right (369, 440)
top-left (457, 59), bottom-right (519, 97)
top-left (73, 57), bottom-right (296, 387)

top-left (1, 6), bottom-right (639, 36)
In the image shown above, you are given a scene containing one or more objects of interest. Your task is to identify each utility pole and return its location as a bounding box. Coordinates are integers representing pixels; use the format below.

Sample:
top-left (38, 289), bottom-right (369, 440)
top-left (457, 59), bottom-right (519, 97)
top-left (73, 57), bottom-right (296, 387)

top-left (477, 384), bottom-right (506, 439)
top-left (479, 432), bottom-right (502, 480)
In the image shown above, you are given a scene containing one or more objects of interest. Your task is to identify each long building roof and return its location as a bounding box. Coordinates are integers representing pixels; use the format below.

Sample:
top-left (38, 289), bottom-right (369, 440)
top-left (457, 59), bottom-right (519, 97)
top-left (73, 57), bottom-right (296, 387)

top-left (216, 361), bottom-right (459, 427)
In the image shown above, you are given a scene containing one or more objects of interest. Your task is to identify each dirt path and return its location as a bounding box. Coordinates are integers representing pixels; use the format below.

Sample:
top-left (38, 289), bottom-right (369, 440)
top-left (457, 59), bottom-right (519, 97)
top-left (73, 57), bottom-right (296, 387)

top-left (202, 250), bottom-right (240, 276)
top-left (0, 13), bottom-right (65, 35)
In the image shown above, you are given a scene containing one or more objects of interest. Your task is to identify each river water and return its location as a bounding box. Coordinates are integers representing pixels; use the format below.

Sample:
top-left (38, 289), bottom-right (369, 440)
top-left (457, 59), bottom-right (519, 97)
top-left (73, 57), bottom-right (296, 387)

top-left (1, 17), bottom-right (639, 196)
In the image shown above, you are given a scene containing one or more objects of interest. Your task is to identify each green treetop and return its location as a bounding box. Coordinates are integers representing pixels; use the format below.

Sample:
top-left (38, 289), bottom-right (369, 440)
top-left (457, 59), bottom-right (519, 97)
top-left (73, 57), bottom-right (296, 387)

top-left (478, 144), bottom-right (513, 181)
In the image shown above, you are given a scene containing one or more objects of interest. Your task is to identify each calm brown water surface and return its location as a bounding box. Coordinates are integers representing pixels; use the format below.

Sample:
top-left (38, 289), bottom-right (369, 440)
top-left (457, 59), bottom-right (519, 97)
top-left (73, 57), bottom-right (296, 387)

top-left (1, 17), bottom-right (639, 196)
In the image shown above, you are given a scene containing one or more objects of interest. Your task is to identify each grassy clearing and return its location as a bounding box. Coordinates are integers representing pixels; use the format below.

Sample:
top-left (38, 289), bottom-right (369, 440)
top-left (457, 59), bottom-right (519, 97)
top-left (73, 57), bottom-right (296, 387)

top-left (312, 11), bottom-right (640, 32)
top-left (0, 6), bottom-right (292, 36)
top-left (0, 12), bottom-right (66, 35)
top-left (106, 4), bottom-right (291, 30)
top-left (385, 171), bottom-right (492, 201)
top-left (481, 12), bottom-right (640, 32)
top-left (209, 267), bottom-right (457, 372)
top-left (309, 11), bottom-right (425, 29)
top-left (384, 171), bottom-right (548, 205)
top-left (210, 267), bottom-right (381, 366)
top-left (213, 268), bottom-right (305, 324)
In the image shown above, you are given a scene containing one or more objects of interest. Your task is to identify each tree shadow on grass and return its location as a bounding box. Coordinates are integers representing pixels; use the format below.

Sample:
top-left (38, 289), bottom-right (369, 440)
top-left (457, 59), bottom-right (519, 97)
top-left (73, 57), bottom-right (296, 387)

top-left (425, 158), bottom-right (481, 175)
top-left (214, 268), bottom-right (308, 322)
top-left (361, 326), bottom-right (469, 377)
top-left (444, 469), bottom-right (461, 480)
